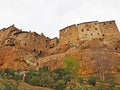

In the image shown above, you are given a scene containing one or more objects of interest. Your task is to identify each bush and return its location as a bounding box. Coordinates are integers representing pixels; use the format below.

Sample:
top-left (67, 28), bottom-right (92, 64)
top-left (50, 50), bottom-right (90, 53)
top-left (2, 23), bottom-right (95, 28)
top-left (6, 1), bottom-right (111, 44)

top-left (39, 72), bottom-right (54, 88)
top-left (0, 81), bottom-right (20, 90)
top-left (108, 79), bottom-right (115, 88)
top-left (53, 68), bottom-right (70, 79)
top-left (77, 85), bottom-right (93, 90)
top-left (63, 74), bottom-right (73, 83)
top-left (39, 66), bottom-right (49, 72)
top-left (96, 83), bottom-right (104, 90)
top-left (28, 76), bottom-right (40, 86)
top-left (77, 77), bottom-right (83, 84)
top-left (88, 76), bottom-right (96, 86)
top-left (55, 80), bottom-right (66, 90)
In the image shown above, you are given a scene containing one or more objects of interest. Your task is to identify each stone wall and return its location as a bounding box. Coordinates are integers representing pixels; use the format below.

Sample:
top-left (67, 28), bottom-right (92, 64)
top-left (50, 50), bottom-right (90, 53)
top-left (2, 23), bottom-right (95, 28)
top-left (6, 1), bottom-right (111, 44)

top-left (59, 20), bottom-right (119, 46)
top-left (77, 21), bottom-right (103, 41)
top-left (48, 37), bottom-right (59, 48)
top-left (99, 20), bottom-right (119, 37)
top-left (59, 24), bottom-right (79, 45)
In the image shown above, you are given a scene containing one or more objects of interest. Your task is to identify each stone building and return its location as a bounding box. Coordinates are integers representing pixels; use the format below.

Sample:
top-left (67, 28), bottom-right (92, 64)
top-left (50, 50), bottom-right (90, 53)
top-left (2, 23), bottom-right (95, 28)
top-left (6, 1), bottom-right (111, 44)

top-left (99, 20), bottom-right (119, 37)
top-left (59, 20), bottom-right (119, 46)
top-left (59, 24), bottom-right (78, 45)
top-left (49, 37), bottom-right (59, 48)
top-left (77, 21), bottom-right (103, 41)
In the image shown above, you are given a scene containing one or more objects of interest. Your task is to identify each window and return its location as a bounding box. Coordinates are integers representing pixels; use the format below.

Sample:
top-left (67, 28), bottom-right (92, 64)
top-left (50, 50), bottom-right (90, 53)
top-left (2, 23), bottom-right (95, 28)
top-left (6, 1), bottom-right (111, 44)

top-left (103, 34), bottom-right (105, 36)
top-left (110, 22), bottom-right (112, 24)
top-left (95, 28), bottom-right (97, 30)
top-left (111, 27), bottom-right (114, 30)
top-left (95, 23), bottom-right (97, 25)
top-left (91, 33), bottom-right (93, 35)
top-left (81, 29), bottom-right (84, 32)
top-left (85, 34), bottom-right (87, 36)
top-left (25, 43), bottom-right (27, 46)
top-left (87, 29), bottom-right (89, 31)
top-left (34, 49), bottom-right (36, 52)
top-left (105, 28), bottom-right (107, 30)
top-left (34, 39), bottom-right (36, 41)
top-left (103, 23), bottom-right (106, 25)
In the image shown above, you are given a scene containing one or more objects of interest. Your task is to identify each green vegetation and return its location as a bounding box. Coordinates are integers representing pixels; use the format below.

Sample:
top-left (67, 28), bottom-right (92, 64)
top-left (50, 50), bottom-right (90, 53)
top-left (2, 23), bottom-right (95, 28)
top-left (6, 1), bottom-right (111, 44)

top-left (0, 56), bottom-right (118, 90)
top-left (0, 81), bottom-right (20, 90)
top-left (88, 76), bottom-right (96, 86)
top-left (77, 77), bottom-right (84, 84)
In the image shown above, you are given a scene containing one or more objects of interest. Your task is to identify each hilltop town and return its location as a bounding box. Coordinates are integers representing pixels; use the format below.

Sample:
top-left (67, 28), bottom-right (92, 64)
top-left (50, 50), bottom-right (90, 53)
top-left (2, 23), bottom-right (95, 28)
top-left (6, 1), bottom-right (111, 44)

top-left (0, 20), bottom-right (120, 69)
top-left (0, 20), bottom-right (120, 89)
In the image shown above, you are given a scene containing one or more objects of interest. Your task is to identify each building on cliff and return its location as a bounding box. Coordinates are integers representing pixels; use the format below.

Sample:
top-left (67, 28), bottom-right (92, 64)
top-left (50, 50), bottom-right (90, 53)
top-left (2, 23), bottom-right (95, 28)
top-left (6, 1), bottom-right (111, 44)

top-left (0, 20), bottom-right (119, 54)
top-left (59, 20), bottom-right (119, 46)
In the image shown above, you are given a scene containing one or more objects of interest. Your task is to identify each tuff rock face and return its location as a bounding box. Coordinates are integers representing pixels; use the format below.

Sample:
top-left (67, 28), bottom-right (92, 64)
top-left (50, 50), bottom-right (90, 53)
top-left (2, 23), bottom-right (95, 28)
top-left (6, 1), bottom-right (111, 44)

top-left (0, 25), bottom-right (120, 77)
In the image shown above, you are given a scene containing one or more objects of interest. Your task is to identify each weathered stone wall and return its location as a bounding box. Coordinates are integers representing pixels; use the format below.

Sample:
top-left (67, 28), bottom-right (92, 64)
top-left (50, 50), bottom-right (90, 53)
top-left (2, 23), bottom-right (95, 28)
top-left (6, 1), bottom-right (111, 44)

top-left (99, 20), bottom-right (119, 37)
top-left (59, 24), bottom-right (79, 45)
top-left (77, 21), bottom-right (103, 41)
top-left (48, 37), bottom-right (59, 48)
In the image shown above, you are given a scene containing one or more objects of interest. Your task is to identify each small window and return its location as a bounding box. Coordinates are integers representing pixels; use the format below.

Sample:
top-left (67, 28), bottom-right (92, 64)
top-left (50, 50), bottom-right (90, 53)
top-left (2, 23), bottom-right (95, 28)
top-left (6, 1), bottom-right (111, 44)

top-left (95, 23), bottom-right (97, 25)
top-left (25, 43), bottom-right (27, 46)
top-left (91, 33), bottom-right (93, 35)
top-left (81, 29), bottom-right (84, 32)
top-left (110, 22), bottom-right (112, 24)
top-left (85, 34), bottom-right (87, 36)
top-left (95, 28), bottom-right (97, 30)
top-left (34, 49), bottom-right (36, 52)
top-left (111, 27), bottom-right (114, 30)
top-left (97, 33), bottom-right (99, 35)
top-left (103, 23), bottom-right (106, 25)
top-left (103, 34), bottom-right (105, 36)
top-left (34, 39), bottom-right (36, 41)
top-left (105, 28), bottom-right (107, 30)
top-left (87, 29), bottom-right (89, 31)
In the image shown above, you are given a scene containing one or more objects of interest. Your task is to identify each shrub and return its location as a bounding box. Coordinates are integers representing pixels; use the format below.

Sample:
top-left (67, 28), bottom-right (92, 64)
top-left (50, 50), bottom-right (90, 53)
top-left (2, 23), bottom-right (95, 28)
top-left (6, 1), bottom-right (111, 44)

top-left (77, 85), bottom-right (93, 90)
top-left (53, 68), bottom-right (70, 79)
top-left (63, 56), bottom-right (80, 75)
top-left (88, 76), bottom-right (96, 86)
top-left (28, 76), bottom-right (40, 86)
top-left (77, 77), bottom-right (83, 84)
top-left (108, 79), bottom-right (115, 88)
top-left (39, 66), bottom-right (49, 72)
top-left (96, 83), bottom-right (104, 90)
top-left (52, 73), bottom-right (60, 82)
top-left (39, 72), bottom-right (54, 88)
top-left (63, 74), bottom-right (73, 83)
top-left (55, 80), bottom-right (66, 90)
top-left (0, 81), bottom-right (20, 90)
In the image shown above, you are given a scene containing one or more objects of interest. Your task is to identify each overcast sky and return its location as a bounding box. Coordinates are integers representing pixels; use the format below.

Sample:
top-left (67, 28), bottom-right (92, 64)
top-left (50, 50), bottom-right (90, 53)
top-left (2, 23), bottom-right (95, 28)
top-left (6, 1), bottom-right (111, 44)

top-left (0, 0), bottom-right (120, 38)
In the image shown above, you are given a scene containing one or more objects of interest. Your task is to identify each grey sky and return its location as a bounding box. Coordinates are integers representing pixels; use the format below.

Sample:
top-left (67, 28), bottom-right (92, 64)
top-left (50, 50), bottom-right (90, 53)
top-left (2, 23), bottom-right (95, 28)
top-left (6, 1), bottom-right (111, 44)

top-left (0, 0), bottom-right (120, 38)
